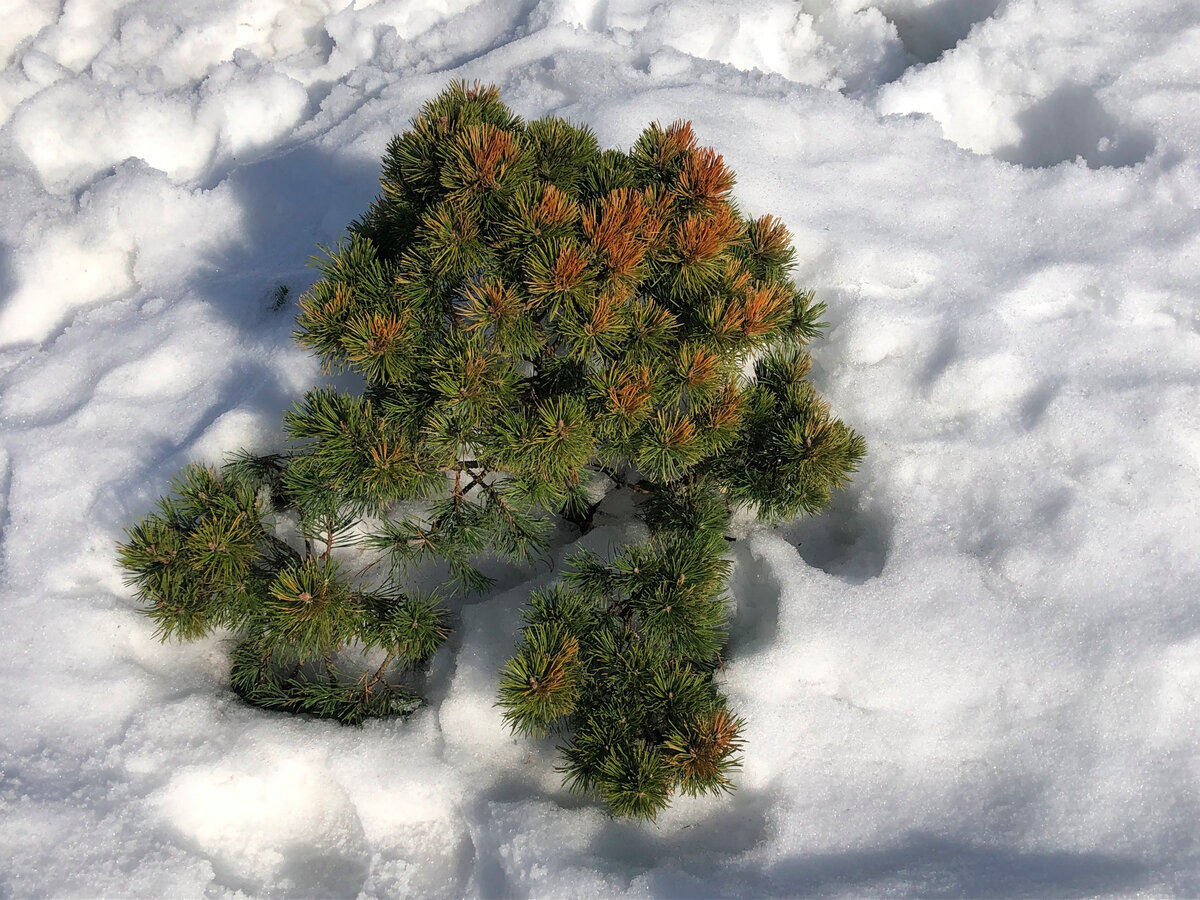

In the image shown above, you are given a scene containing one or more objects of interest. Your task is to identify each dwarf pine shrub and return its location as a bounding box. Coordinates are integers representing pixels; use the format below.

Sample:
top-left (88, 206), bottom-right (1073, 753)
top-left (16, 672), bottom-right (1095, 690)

top-left (118, 81), bottom-right (865, 818)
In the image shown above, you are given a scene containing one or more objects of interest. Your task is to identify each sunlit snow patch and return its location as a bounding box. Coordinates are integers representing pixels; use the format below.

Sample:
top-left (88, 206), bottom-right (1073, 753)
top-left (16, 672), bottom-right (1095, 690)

top-left (156, 758), bottom-right (370, 895)
top-left (877, 1), bottom-right (1156, 168)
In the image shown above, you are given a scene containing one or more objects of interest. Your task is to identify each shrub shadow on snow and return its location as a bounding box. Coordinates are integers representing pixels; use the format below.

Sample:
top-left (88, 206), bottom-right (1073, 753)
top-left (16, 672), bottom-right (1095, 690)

top-left (996, 85), bottom-right (1155, 170)
top-left (173, 143), bottom-right (380, 441)
top-left (1018, 374), bottom-right (1065, 430)
top-left (0, 239), bottom-right (12, 308)
top-left (0, 242), bottom-right (11, 548)
top-left (462, 779), bottom-right (771, 892)
top-left (89, 357), bottom-right (304, 535)
top-left (732, 832), bottom-right (1149, 897)
top-left (775, 480), bottom-right (891, 585)
top-left (274, 841), bottom-right (371, 898)
top-left (883, 0), bottom-right (1003, 66)
top-left (0, 447), bottom-right (10, 564)
top-left (727, 541), bottom-right (784, 654)
top-left (916, 323), bottom-right (959, 389)
top-left (93, 147), bottom-right (386, 528)
top-left (587, 787), bottom-right (770, 869)
top-left (461, 778), bottom-right (598, 896)
top-left (194, 143), bottom-right (382, 338)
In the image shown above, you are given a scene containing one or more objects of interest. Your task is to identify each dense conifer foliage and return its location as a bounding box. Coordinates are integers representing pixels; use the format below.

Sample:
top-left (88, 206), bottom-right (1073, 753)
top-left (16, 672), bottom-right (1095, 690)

top-left (118, 81), bottom-right (864, 817)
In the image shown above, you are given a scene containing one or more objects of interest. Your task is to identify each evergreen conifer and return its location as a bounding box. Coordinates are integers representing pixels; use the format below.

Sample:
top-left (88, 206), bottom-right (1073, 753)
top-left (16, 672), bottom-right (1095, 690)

top-left (118, 80), bottom-right (865, 818)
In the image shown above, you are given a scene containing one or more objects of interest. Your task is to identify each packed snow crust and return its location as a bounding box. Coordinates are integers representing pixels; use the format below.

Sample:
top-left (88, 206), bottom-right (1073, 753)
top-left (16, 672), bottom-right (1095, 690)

top-left (2, 0), bottom-right (1199, 896)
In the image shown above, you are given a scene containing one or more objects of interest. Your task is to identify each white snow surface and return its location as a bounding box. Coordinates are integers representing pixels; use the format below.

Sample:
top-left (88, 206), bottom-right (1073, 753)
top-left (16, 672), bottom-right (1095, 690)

top-left (2, 0), bottom-right (1199, 895)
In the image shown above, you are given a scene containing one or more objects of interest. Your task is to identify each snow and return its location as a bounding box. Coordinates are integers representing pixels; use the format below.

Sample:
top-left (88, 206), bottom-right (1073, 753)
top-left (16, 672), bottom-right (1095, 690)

top-left (2, 0), bottom-right (1199, 895)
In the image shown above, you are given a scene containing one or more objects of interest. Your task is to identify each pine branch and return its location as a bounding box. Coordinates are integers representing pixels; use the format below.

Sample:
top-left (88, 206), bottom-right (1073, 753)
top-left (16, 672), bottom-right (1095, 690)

top-left (367, 650), bottom-right (397, 690)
